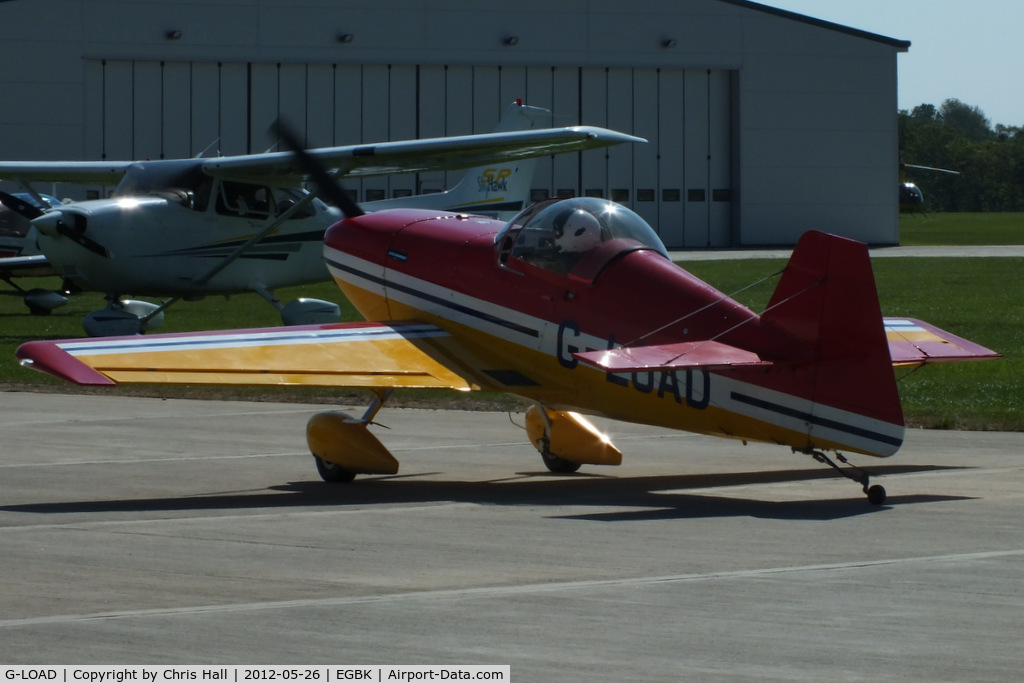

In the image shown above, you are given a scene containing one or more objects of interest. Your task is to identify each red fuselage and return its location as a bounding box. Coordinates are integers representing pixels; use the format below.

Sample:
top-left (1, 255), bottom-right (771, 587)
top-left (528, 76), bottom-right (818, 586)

top-left (322, 204), bottom-right (905, 457)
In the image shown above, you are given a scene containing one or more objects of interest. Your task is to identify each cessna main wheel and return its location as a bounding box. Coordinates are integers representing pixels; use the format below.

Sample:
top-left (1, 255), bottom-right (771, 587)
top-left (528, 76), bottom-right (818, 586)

top-left (314, 456), bottom-right (356, 483)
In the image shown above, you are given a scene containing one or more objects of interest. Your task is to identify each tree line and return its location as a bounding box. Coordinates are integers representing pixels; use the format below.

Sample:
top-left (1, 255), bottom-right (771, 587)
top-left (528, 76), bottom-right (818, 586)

top-left (899, 99), bottom-right (1024, 212)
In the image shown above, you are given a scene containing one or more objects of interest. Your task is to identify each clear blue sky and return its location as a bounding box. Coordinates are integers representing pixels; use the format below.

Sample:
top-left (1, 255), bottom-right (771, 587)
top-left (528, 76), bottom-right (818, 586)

top-left (763, 1), bottom-right (1024, 127)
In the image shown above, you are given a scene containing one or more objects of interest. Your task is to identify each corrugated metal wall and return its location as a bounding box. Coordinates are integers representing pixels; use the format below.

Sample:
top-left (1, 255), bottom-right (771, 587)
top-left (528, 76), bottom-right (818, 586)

top-left (87, 59), bottom-right (736, 247)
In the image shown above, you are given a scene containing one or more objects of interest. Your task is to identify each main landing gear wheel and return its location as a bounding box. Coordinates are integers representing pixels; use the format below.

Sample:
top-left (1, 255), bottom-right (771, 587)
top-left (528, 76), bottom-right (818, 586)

top-left (539, 440), bottom-right (582, 474)
top-left (313, 456), bottom-right (356, 483)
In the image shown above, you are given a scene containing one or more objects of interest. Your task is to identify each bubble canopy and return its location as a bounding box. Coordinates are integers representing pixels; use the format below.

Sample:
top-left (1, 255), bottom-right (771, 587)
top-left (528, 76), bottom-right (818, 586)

top-left (495, 197), bottom-right (670, 275)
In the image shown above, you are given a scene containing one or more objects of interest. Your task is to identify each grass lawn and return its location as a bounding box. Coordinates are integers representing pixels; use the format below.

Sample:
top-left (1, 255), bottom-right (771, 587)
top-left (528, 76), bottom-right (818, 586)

top-left (899, 212), bottom-right (1024, 245)
top-left (683, 257), bottom-right (1021, 431)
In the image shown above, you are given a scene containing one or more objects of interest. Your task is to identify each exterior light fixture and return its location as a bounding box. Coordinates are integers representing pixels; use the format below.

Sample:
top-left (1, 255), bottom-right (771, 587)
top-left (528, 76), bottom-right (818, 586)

top-left (165, 29), bottom-right (183, 41)
top-left (503, 35), bottom-right (519, 46)
top-left (337, 33), bottom-right (355, 44)
top-left (661, 38), bottom-right (677, 48)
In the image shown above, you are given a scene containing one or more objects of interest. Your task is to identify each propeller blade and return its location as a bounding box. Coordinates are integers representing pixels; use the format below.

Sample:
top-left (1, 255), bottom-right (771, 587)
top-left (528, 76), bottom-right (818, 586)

top-left (0, 191), bottom-right (45, 220)
top-left (271, 118), bottom-right (365, 219)
top-left (58, 213), bottom-right (111, 258)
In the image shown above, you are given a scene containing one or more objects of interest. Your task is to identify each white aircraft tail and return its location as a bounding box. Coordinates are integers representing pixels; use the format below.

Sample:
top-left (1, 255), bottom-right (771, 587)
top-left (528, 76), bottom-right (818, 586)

top-left (364, 101), bottom-right (551, 219)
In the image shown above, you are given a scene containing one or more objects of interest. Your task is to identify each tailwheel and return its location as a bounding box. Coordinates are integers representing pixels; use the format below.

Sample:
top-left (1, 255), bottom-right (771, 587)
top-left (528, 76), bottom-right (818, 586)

top-left (866, 484), bottom-right (887, 506)
top-left (809, 450), bottom-right (886, 505)
top-left (313, 455), bottom-right (356, 483)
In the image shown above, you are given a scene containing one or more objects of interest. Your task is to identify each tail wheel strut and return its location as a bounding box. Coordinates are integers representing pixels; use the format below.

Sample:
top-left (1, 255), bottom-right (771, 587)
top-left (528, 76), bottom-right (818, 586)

top-left (809, 450), bottom-right (887, 505)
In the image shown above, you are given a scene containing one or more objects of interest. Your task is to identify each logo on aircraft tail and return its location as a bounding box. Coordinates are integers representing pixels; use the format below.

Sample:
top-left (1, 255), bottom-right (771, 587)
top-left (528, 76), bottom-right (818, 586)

top-left (478, 168), bottom-right (512, 193)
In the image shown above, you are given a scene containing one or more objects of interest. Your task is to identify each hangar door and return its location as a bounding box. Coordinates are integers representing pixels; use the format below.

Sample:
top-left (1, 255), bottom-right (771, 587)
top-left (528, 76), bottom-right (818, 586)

top-left (85, 60), bottom-right (734, 248)
top-left (579, 68), bottom-right (734, 248)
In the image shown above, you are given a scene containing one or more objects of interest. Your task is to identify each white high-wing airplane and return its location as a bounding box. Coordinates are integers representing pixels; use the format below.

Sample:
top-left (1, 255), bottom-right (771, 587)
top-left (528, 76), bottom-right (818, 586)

top-left (0, 102), bottom-right (641, 336)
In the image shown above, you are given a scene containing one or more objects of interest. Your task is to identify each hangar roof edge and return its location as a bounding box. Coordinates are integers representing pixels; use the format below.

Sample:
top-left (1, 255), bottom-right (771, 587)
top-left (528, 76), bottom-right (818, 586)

top-left (719, 0), bottom-right (911, 52)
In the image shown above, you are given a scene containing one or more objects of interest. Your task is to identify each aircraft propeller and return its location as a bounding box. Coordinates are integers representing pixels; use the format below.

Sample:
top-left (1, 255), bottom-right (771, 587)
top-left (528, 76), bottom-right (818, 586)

top-left (0, 190), bottom-right (46, 221)
top-left (32, 210), bottom-right (111, 258)
top-left (1, 186), bottom-right (111, 258)
top-left (271, 119), bottom-right (366, 219)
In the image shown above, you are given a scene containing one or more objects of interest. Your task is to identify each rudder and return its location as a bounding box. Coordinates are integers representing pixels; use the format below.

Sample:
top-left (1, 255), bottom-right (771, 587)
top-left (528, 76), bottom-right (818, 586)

top-left (759, 230), bottom-right (904, 456)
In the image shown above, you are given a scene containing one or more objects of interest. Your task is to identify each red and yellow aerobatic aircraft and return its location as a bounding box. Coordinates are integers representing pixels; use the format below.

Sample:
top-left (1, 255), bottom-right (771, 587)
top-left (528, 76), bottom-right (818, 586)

top-left (16, 137), bottom-right (999, 505)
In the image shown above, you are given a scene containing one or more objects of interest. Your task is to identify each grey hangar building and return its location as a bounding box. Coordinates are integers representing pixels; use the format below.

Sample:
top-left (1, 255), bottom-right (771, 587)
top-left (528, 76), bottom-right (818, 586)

top-left (0, 0), bottom-right (910, 248)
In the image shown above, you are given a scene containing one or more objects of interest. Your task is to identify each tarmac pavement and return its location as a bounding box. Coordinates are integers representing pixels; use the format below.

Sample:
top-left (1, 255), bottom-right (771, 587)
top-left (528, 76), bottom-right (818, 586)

top-left (1, 391), bottom-right (1023, 680)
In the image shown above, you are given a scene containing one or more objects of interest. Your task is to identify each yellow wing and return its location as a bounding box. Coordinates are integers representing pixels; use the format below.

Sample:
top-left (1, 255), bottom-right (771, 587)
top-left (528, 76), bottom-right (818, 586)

top-left (16, 321), bottom-right (475, 390)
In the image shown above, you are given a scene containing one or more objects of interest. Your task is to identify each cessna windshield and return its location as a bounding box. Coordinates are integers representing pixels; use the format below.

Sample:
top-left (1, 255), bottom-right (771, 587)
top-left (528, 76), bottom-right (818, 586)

top-left (113, 160), bottom-right (320, 219)
top-left (497, 197), bottom-right (669, 277)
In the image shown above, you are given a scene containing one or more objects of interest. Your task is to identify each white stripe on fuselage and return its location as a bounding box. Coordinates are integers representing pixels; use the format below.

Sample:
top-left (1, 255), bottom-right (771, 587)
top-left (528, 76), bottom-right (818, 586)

top-left (326, 247), bottom-right (608, 354)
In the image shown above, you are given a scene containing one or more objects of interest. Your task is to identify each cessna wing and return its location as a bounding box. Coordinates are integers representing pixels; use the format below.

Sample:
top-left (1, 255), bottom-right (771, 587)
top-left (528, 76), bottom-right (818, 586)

top-left (15, 321), bottom-right (476, 390)
top-left (0, 125), bottom-right (644, 186)
top-left (0, 161), bottom-right (131, 185)
top-left (207, 126), bottom-right (643, 181)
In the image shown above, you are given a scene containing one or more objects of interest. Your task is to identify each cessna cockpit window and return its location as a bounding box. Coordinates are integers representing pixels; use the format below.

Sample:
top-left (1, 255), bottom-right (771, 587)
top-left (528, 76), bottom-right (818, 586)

top-left (274, 188), bottom-right (317, 219)
top-left (113, 159), bottom-right (207, 204)
top-left (217, 181), bottom-right (274, 219)
top-left (497, 197), bottom-right (669, 276)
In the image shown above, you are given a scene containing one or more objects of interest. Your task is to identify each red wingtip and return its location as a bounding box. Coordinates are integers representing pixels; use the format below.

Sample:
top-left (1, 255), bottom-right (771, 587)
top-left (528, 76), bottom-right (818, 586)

top-left (15, 341), bottom-right (115, 386)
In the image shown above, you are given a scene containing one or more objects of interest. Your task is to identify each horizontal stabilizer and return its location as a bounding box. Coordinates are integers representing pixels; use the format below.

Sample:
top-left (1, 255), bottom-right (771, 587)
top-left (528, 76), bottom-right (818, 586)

top-left (574, 340), bottom-right (771, 372)
top-left (885, 318), bottom-right (1001, 366)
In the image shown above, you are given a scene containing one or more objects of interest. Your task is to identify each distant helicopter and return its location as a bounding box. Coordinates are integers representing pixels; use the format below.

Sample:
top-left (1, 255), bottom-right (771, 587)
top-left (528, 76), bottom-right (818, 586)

top-left (899, 163), bottom-right (960, 214)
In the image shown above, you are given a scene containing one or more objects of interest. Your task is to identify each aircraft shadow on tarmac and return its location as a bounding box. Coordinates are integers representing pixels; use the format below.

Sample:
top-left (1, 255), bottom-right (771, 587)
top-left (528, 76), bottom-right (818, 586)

top-left (1, 464), bottom-right (973, 522)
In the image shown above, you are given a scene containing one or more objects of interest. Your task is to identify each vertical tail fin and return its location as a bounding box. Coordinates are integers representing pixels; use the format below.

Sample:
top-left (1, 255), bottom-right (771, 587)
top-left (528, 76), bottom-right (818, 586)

top-left (759, 230), bottom-right (905, 456)
top-left (364, 101), bottom-right (551, 220)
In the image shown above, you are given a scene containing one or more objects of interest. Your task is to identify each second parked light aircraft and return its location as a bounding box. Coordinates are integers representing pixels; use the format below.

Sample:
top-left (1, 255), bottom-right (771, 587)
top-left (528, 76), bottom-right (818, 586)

top-left (0, 101), bottom-right (637, 335)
